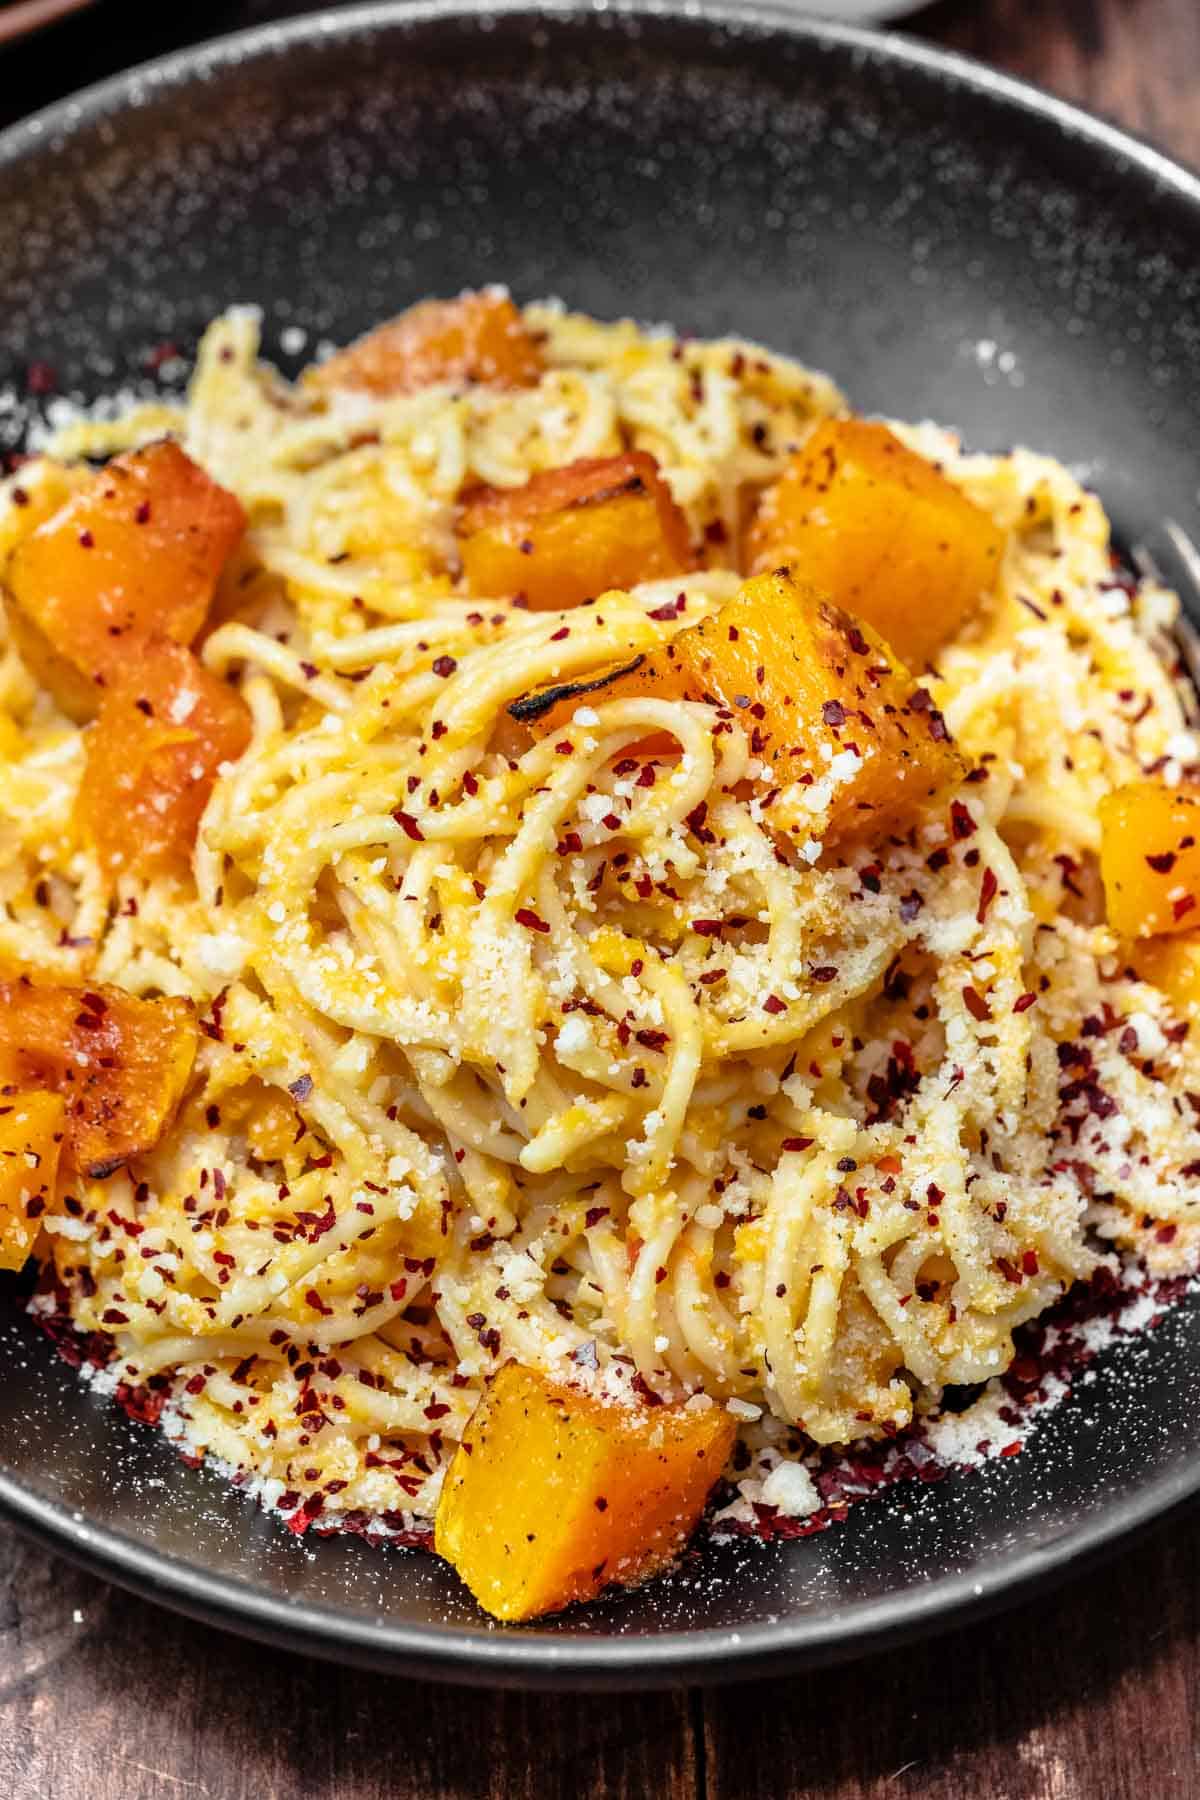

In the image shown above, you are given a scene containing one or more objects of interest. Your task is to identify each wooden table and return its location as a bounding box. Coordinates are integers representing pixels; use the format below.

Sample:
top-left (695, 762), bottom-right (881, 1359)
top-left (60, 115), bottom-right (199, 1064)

top-left (1, 2), bottom-right (1197, 1795)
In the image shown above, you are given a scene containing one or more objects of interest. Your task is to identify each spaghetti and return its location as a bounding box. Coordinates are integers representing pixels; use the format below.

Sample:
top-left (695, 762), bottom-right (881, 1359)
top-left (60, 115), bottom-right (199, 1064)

top-left (2, 297), bottom-right (1198, 1601)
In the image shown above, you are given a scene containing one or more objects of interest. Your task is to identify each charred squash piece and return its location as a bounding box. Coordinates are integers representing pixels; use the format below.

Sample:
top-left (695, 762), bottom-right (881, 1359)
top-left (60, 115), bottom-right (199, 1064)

top-left (0, 974), bottom-right (197, 1179)
top-left (458, 450), bottom-right (693, 610)
top-left (77, 637), bottom-right (252, 880)
top-left (5, 441), bottom-right (245, 717)
top-left (310, 289), bottom-right (543, 397)
top-left (1100, 782), bottom-right (1200, 938)
top-left (0, 1090), bottom-right (66, 1270)
top-left (509, 645), bottom-right (691, 760)
top-left (747, 419), bottom-right (1004, 667)
top-left (514, 569), bottom-right (965, 844)
top-left (434, 1361), bottom-right (734, 1621)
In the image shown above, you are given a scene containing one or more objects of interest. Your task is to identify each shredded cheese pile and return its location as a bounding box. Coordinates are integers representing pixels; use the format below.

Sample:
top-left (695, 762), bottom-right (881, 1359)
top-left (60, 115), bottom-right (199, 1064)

top-left (3, 303), bottom-right (1198, 1534)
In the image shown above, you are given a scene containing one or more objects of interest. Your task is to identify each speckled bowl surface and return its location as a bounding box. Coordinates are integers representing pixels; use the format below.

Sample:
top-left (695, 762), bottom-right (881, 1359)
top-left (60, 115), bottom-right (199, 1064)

top-left (0, 0), bottom-right (1198, 1689)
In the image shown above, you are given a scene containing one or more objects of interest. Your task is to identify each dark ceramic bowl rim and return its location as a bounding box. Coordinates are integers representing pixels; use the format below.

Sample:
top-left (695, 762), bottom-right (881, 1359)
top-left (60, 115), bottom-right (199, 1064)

top-left (1, 0), bottom-right (1199, 1688)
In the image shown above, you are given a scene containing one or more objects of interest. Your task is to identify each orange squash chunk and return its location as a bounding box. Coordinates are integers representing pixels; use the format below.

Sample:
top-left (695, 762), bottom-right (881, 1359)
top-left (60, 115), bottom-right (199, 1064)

top-left (0, 1090), bottom-right (66, 1270)
top-left (435, 1361), bottom-right (734, 1621)
top-left (459, 450), bottom-right (694, 610)
top-left (1099, 782), bottom-right (1200, 937)
top-left (77, 638), bottom-right (252, 880)
top-left (1128, 931), bottom-right (1200, 1018)
top-left (5, 441), bottom-right (245, 715)
top-left (0, 975), bottom-right (197, 1179)
top-left (310, 289), bottom-right (543, 396)
top-left (747, 419), bottom-right (1004, 667)
top-left (515, 570), bottom-right (965, 844)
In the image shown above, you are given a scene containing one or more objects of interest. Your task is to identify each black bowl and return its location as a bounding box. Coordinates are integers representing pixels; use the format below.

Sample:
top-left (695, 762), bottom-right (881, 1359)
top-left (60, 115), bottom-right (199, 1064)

top-left (1, 0), bottom-right (1198, 1689)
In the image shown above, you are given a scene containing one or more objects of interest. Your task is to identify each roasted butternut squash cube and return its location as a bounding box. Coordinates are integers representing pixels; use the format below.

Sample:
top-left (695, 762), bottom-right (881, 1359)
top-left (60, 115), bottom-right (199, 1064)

top-left (1129, 931), bottom-right (1200, 1018)
top-left (5, 603), bottom-right (100, 724)
top-left (1100, 782), bottom-right (1200, 937)
top-left (0, 1090), bottom-right (66, 1270)
top-left (434, 1361), bottom-right (734, 1621)
top-left (459, 451), bottom-right (693, 610)
top-left (310, 289), bottom-right (543, 396)
top-left (747, 420), bottom-right (1004, 667)
top-left (5, 441), bottom-right (245, 715)
top-left (516, 570), bottom-right (965, 843)
top-left (77, 638), bottom-right (251, 880)
top-left (0, 974), bottom-right (197, 1179)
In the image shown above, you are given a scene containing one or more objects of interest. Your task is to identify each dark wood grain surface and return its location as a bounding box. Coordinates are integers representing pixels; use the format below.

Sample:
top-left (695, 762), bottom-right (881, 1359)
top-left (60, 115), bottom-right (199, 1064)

top-left (2, 2), bottom-right (1198, 1796)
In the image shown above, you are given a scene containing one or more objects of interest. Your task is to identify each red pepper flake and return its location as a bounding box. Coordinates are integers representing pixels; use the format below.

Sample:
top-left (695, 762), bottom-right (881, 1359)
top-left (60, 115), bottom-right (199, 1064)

top-left (635, 1029), bottom-right (669, 1052)
top-left (1013, 992), bottom-right (1038, 1014)
top-left (549, 627), bottom-right (569, 642)
top-left (963, 986), bottom-right (991, 1022)
top-left (1173, 894), bottom-right (1196, 923)
top-left (25, 360), bottom-right (57, 395)
top-left (1000, 1441), bottom-right (1022, 1457)
top-left (821, 700), bottom-right (847, 729)
top-left (630, 1371), bottom-right (664, 1408)
top-left (1146, 851), bottom-right (1176, 873)
top-left (463, 770), bottom-right (479, 796)
top-left (594, 1495), bottom-right (609, 1512)
top-left (810, 966), bottom-right (838, 983)
top-left (781, 1137), bottom-right (814, 1153)
top-left (391, 809), bottom-right (425, 840)
top-left (691, 918), bottom-right (723, 936)
top-left (514, 907), bottom-right (551, 934)
top-left (305, 1288), bottom-right (332, 1316)
top-left (635, 764), bottom-right (656, 789)
top-left (144, 341), bottom-right (180, 372)
top-left (1021, 1250), bottom-right (1040, 1276)
top-left (431, 655), bottom-right (457, 677)
top-left (976, 866), bottom-right (999, 924)
top-left (763, 994), bottom-right (787, 1015)
top-left (283, 1493), bottom-right (325, 1535)
top-left (950, 800), bottom-right (976, 840)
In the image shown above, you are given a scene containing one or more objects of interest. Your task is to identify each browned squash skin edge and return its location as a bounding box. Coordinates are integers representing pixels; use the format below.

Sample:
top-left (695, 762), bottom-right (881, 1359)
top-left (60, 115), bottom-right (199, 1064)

top-left (508, 654), bottom-right (646, 723)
